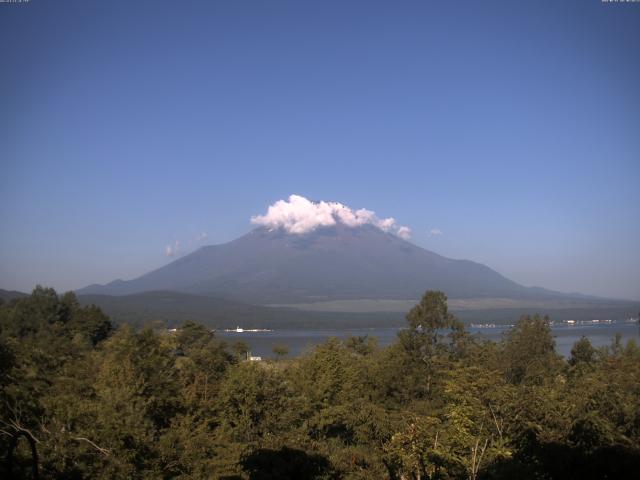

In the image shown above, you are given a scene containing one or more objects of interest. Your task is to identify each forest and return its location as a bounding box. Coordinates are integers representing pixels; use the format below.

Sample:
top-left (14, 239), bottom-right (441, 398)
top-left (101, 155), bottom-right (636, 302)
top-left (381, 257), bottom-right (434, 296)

top-left (1, 287), bottom-right (639, 479)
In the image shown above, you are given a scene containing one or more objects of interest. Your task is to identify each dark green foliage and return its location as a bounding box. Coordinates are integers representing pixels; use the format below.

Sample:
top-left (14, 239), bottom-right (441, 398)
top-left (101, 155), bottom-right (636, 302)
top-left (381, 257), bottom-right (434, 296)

top-left (344, 335), bottom-right (378, 356)
top-left (1, 288), bottom-right (639, 479)
top-left (392, 291), bottom-right (466, 400)
top-left (569, 336), bottom-right (597, 366)
top-left (502, 314), bottom-right (562, 385)
top-left (272, 344), bottom-right (289, 358)
top-left (240, 447), bottom-right (337, 480)
top-left (233, 340), bottom-right (250, 359)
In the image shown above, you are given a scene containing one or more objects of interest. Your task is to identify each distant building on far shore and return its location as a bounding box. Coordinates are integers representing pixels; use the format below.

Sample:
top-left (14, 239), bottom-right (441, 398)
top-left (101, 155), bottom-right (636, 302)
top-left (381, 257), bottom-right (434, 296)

top-left (246, 351), bottom-right (262, 361)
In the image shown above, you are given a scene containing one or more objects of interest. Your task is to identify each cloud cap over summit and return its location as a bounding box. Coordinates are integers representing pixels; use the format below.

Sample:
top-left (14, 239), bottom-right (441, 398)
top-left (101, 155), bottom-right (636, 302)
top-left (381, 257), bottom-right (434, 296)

top-left (251, 194), bottom-right (411, 238)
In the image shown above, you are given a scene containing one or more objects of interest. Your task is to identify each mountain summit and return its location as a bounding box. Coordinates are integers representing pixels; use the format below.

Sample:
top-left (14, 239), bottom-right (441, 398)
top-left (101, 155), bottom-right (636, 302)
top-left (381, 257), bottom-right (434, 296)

top-left (77, 223), bottom-right (568, 304)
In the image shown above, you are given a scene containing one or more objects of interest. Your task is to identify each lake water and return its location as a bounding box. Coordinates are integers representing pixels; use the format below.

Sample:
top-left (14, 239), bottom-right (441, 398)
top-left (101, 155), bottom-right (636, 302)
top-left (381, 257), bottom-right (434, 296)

top-left (217, 321), bottom-right (640, 359)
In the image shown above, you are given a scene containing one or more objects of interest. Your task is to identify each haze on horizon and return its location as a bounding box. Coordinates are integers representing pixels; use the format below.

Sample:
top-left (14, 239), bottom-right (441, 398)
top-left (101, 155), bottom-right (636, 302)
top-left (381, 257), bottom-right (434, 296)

top-left (1, 1), bottom-right (639, 300)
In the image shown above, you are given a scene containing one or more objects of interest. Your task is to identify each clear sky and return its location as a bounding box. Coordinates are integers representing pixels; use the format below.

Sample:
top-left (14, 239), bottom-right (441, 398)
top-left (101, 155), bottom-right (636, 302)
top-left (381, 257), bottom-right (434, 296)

top-left (1, 0), bottom-right (639, 300)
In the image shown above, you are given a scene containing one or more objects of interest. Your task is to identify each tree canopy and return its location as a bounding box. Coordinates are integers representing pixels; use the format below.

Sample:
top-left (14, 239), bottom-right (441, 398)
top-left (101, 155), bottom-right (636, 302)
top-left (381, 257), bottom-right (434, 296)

top-left (1, 288), bottom-right (639, 479)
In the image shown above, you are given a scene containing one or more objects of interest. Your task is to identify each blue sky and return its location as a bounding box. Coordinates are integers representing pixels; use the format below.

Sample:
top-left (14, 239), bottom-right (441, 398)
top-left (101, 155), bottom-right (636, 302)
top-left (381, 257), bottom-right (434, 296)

top-left (1, 0), bottom-right (639, 300)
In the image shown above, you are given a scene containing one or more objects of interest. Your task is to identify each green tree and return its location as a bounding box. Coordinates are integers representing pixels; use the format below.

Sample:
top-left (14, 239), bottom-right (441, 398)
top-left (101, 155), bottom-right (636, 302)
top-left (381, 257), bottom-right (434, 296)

top-left (217, 363), bottom-right (301, 445)
top-left (502, 314), bottom-right (562, 385)
top-left (233, 340), bottom-right (250, 360)
top-left (569, 336), bottom-right (597, 366)
top-left (394, 291), bottom-right (465, 398)
top-left (345, 335), bottom-right (378, 356)
top-left (272, 343), bottom-right (289, 359)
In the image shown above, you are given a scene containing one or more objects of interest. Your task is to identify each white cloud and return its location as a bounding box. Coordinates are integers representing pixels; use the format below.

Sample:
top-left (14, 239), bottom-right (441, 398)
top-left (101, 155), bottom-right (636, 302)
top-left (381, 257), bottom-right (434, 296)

top-left (397, 226), bottom-right (412, 240)
top-left (377, 217), bottom-right (397, 232)
top-left (164, 240), bottom-right (181, 257)
top-left (165, 232), bottom-right (208, 258)
top-left (429, 228), bottom-right (443, 237)
top-left (251, 195), bottom-right (335, 234)
top-left (251, 194), bottom-right (411, 238)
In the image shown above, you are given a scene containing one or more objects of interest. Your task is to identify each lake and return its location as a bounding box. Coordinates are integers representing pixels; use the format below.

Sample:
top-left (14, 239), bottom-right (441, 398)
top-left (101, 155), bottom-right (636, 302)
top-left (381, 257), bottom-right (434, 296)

top-left (217, 321), bottom-right (640, 359)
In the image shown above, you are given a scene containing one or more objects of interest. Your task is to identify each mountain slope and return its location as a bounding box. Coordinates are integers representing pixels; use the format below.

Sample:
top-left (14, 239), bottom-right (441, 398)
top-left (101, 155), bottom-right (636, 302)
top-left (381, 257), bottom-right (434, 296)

top-left (77, 224), bottom-right (582, 303)
top-left (76, 290), bottom-right (639, 329)
top-left (0, 289), bottom-right (28, 302)
top-left (76, 291), bottom-right (405, 329)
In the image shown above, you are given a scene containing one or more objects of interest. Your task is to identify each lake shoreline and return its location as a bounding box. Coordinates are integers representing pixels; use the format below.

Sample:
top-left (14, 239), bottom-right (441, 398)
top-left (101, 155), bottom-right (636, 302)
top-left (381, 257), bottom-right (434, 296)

top-left (217, 321), bottom-right (640, 359)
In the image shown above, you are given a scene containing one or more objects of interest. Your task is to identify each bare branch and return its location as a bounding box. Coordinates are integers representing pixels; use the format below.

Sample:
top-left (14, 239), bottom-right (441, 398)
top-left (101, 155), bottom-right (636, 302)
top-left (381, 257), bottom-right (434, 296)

top-left (488, 403), bottom-right (503, 439)
top-left (73, 437), bottom-right (111, 457)
top-left (477, 438), bottom-right (489, 472)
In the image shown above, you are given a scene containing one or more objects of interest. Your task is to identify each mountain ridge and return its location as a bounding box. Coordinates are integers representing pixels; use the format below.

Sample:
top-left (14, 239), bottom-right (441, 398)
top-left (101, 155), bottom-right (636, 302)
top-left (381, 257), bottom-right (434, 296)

top-left (75, 290), bottom-right (638, 329)
top-left (77, 224), bottom-right (599, 304)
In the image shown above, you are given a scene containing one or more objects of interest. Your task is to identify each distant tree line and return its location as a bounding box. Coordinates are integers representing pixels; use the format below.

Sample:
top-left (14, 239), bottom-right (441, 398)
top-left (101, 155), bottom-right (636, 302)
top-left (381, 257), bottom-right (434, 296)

top-left (1, 287), bottom-right (639, 479)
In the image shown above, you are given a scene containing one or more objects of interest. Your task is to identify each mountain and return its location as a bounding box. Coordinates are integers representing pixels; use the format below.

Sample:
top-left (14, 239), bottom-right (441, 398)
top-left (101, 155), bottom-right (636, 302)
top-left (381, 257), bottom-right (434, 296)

top-left (76, 290), bottom-right (639, 330)
top-left (0, 289), bottom-right (28, 302)
top-left (76, 290), bottom-right (405, 329)
top-left (77, 224), bottom-right (585, 304)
